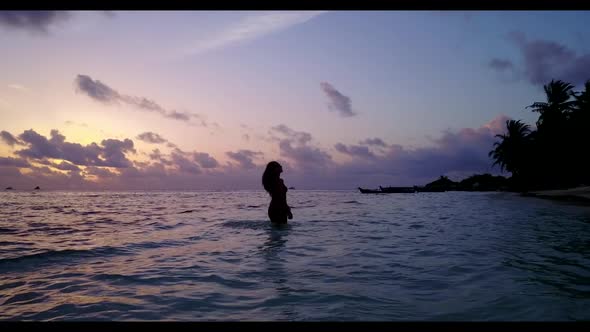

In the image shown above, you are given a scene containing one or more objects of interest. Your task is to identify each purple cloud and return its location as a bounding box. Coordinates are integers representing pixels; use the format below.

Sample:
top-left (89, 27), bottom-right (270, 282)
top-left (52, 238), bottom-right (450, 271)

top-left (269, 125), bottom-right (333, 169)
top-left (359, 137), bottom-right (388, 147)
top-left (0, 157), bottom-right (30, 168)
top-left (489, 58), bottom-right (514, 71)
top-left (320, 82), bottom-right (356, 117)
top-left (226, 150), bottom-right (263, 169)
top-left (491, 32), bottom-right (590, 86)
top-left (85, 166), bottom-right (118, 179)
top-left (75, 75), bottom-right (203, 124)
top-left (334, 143), bottom-right (377, 160)
top-left (0, 115), bottom-right (513, 190)
top-left (278, 140), bottom-right (332, 168)
top-left (14, 129), bottom-right (135, 168)
top-left (270, 124), bottom-right (312, 145)
top-left (75, 75), bottom-right (119, 103)
top-left (193, 152), bottom-right (219, 168)
top-left (52, 161), bottom-right (80, 171)
top-left (149, 148), bottom-right (164, 161)
top-left (0, 11), bottom-right (71, 33)
top-left (101, 138), bottom-right (136, 168)
top-left (136, 132), bottom-right (167, 144)
top-left (170, 150), bottom-right (201, 174)
top-left (0, 130), bottom-right (23, 146)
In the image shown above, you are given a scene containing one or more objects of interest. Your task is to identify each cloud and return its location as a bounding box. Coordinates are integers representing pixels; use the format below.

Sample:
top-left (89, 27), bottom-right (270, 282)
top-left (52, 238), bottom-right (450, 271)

top-left (75, 74), bottom-right (118, 103)
top-left (491, 32), bottom-right (590, 86)
top-left (13, 129), bottom-right (135, 168)
top-left (226, 150), bottom-right (264, 169)
top-left (268, 115), bottom-right (512, 189)
top-left (170, 150), bottom-right (201, 174)
top-left (0, 157), bottom-right (30, 168)
top-left (149, 148), bottom-right (163, 160)
top-left (52, 161), bottom-right (81, 171)
top-left (320, 82), bottom-right (356, 117)
top-left (334, 143), bottom-right (376, 160)
top-left (193, 152), bottom-right (219, 168)
top-left (0, 115), bottom-right (513, 190)
top-left (148, 148), bottom-right (173, 166)
top-left (269, 125), bottom-right (333, 169)
top-left (1, 130), bottom-right (23, 146)
top-left (85, 166), bottom-right (118, 179)
top-left (278, 139), bottom-right (333, 169)
top-left (166, 110), bottom-right (191, 121)
top-left (270, 124), bottom-right (332, 168)
top-left (270, 124), bottom-right (312, 145)
top-left (101, 138), bottom-right (136, 168)
top-left (136, 132), bottom-right (168, 144)
top-left (0, 11), bottom-right (71, 33)
top-left (185, 11), bottom-right (325, 56)
top-left (359, 137), bottom-right (388, 147)
top-left (74, 75), bottom-right (206, 125)
top-left (489, 58), bottom-right (514, 71)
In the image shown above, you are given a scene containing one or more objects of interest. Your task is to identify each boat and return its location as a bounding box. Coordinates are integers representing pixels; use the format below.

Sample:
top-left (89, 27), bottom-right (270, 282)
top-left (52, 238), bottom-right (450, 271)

top-left (34, 186), bottom-right (40, 190)
top-left (5, 186), bottom-right (13, 190)
top-left (414, 186), bottom-right (446, 192)
top-left (359, 186), bottom-right (416, 194)
top-left (358, 187), bottom-right (383, 194)
top-left (379, 186), bottom-right (415, 193)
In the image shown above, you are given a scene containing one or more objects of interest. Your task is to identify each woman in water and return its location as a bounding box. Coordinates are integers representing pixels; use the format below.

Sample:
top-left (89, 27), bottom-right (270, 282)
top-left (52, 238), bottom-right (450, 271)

top-left (262, 161), bottom-right (293, 224)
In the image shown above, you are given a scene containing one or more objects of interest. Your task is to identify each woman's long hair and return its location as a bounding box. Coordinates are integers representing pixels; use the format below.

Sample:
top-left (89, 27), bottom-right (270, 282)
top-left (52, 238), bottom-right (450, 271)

top-left (262, 161), bottom-right (281, 194)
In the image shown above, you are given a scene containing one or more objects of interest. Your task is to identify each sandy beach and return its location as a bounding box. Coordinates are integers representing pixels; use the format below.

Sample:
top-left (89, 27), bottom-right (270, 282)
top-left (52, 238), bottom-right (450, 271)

top-left (525, 186), bottom-right (590, 204)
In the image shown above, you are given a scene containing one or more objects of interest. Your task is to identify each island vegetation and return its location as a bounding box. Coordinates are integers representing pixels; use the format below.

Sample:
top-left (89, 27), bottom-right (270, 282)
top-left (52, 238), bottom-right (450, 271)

top-left (362, 79), bottom-right (589, 196)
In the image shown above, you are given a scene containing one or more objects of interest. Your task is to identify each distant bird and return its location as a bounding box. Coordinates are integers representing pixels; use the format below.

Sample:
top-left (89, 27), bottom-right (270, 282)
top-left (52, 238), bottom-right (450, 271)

top-left (34, 186), bottom-right (40, 190)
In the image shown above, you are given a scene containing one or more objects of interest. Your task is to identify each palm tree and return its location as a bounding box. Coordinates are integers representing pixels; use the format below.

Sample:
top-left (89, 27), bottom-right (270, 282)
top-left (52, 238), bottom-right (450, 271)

top-left (527, 79), bottom-right (575, 128)
top-left (569, 80), bottom-right (590, 185)
top-left (488, 119), bottom-right (531, 177)
top-left (571, 80), bottom-right (590, 118)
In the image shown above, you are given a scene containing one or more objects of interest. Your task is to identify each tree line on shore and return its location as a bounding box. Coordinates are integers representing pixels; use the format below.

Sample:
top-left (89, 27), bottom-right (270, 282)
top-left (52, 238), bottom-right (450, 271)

top-left (423, 79), bottom-right (589, 193)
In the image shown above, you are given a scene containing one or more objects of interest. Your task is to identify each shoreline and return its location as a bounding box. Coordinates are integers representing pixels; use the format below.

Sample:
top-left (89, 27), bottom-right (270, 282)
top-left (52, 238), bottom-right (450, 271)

top-left (522, 186), bottom-right (590, 205)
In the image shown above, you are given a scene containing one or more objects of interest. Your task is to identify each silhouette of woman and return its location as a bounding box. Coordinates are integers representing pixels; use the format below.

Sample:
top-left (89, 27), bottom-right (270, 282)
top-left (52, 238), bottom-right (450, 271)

top-left (262, 161), bottom-right (293, 224)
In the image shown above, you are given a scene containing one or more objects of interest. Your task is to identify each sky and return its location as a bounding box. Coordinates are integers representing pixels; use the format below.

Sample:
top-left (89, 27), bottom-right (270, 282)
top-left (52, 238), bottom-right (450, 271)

top-left (1, 11), bottom-right (589, 190)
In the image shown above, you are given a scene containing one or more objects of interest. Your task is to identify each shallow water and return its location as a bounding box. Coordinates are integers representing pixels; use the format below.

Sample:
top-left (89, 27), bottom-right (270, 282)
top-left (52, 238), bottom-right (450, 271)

top-left (1, 190), bottom-right (589, 321)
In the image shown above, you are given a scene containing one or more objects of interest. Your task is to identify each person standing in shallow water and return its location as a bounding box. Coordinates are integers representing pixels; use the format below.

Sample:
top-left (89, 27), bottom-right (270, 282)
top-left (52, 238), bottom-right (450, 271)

top-left (262, 161), bottom-right (293, 224)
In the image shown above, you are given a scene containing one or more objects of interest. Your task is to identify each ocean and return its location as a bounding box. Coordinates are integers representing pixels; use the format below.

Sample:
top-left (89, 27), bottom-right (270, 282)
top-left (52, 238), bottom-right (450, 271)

top-left (1, 190), bottom-right (589, 321)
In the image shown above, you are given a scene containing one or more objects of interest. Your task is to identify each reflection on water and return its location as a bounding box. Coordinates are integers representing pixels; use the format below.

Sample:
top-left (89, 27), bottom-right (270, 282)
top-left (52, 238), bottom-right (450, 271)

top-left (261, 225), bottom-right (299, 320)
top-left (0, 190), bottom-right (589, 320)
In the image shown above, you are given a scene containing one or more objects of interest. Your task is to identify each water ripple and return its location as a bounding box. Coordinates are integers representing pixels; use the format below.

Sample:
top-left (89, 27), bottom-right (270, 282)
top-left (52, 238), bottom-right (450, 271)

top-left (0, 191), bottom-right (589, 320)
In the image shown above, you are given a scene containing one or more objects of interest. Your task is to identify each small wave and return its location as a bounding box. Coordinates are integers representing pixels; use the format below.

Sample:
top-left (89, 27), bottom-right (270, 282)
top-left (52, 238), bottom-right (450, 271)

top-left (342, 200), bottom-right (362, 205)
top-left (222, 220), bottom-right (266, 230)
top-left (127, 239), bottom-right (187, 250)
top-left (79, 211), bottom-right (101, 216)
top-left (0, 227), bottom-right (18, 234)
top-left (3, 291), bottom-right (47, 305)
top-left (0, 246), bottom-right (125, 267)
top-left (236, 204), bottom-right (264, 210)
top-left (179, 209), bottom-right (196, 214)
